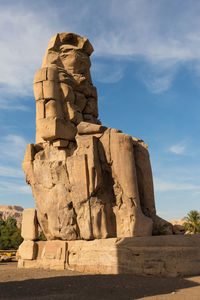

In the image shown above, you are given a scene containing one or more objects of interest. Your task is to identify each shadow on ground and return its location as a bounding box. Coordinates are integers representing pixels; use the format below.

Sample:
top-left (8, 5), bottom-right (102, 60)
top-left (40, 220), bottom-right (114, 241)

top-left (0, 274), bottom-right (199, 300)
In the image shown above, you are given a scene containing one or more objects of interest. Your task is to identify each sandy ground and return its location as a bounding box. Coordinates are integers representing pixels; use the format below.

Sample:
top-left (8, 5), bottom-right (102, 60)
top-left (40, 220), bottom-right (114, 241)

top-left (0, 262), bottom-right (200, 300)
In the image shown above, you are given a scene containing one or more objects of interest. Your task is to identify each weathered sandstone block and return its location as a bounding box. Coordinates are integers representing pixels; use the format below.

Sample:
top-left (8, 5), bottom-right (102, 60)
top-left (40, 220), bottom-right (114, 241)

top-left (21, 208), bottom-right (38, 241)
top-left (43, 80), bottom-right (61, 100)
top-left (33, 82), bottom-right (43, 100)
top-left (66, 235), bottom-right (200, 276)
top-left (37, 118), bottom-right (76, 141)
top-left (83, 97), bottom-right (98, 117)
top-left (34, 68), bottom-right (47, 83)
top-left (18, 236), bottom-right (200, 277)
top-left (77, 122), bottom-right (106, 135)
top-left (52, 139), bottom-right (69, 148)
top-left (19, 240), bottom-right (37, 260)
top-left (74, 92), bottom-right (87, 111)
top-left (36, 100), bottom-right (45, 120)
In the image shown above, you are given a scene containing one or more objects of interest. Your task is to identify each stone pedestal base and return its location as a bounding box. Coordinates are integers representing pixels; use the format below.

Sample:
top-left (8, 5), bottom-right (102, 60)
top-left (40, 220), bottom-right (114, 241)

top-left (18, 235), bottom-right (200, 277)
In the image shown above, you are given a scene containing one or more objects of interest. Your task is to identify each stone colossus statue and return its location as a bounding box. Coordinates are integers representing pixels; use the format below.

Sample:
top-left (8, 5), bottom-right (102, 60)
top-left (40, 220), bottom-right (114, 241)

top-left (23, 33), bottom-right (173, 240)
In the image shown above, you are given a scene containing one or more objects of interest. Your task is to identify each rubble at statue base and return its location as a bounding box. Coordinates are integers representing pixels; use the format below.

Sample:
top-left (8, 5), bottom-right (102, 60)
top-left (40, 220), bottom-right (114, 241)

top-left (18, 33), bottom-right (200, 277)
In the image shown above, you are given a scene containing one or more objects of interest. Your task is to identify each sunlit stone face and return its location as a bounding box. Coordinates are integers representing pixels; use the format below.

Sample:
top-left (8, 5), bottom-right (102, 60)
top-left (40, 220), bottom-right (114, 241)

top-left (59, 48), bottom-right (91, 75)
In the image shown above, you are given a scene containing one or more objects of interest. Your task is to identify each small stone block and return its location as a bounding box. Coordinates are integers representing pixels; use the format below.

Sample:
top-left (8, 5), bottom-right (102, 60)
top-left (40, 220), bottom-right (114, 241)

top-left (53, 139), bottom-right (69, 148)
top-left (47, 67), bottom-right (59, 81)
top-left (83, 97), bottom-right (98, 117)
top-left (23, 144), bottom-right (35, 162)
top-left (18, 241), bottom-right (37, 260)
top-left (77, 122), bottom-right (107, 135)
top-left (33, 82), bottom-right (44, 100)
top-left (60, 83), bottom-right (75, 102)
top-left (91, 86), bottom-right (98, 99)
top-left (43, 80), bottom-right (60, 100)
top-left (34, 68), bottom-right (47, 83)
top-left (36, 100), bottom-right (45, 120)
top-left (75, 92), bottom-right (87, 111)
top-left (21, 208), bottom-right (38, 241)
top-left (45, 100), bottom-right (57, 118)
top-left (42, 241), bottom-right (67, 261)
top-left (38, 118), bottom-right (76, 141)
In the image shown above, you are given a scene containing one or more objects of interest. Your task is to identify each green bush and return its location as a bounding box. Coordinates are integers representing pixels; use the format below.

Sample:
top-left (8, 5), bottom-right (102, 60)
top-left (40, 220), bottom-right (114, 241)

top-left (0, 217), bottom-right (23, 250)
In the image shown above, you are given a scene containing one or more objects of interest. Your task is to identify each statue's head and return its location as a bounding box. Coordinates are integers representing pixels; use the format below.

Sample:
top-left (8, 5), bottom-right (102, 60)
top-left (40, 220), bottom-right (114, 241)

top-left (34, 33), bottom-right (99, 144)
top-left (42, 33), bottom-right (93, 77)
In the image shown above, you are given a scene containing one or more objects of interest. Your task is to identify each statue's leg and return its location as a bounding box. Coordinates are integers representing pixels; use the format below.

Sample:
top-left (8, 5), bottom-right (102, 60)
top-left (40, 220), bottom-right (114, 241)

top-left (133, 141), bottom-right (156, 217)
top-left (107, 130), bottom-right (153, 237)
top-left (133, 140), bottom-right (173, 235)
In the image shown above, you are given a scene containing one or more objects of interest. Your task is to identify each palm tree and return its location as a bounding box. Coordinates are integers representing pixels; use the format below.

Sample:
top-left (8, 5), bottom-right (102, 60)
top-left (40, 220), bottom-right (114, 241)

top-left (183, 210), bottom-right (200, 234)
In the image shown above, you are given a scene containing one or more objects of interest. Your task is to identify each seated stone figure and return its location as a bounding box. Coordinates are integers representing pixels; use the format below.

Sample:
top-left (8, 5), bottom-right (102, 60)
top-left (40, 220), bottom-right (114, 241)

top-left (23, 32), bottom-right (172, 241)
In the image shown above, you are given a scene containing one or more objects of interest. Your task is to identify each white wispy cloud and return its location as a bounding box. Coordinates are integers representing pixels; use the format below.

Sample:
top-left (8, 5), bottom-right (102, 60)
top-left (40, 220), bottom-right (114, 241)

top-left (92, 60), bottom-right (124, 84)
top-left (136, 59), bottom-right (179, 93)
top-left (0, 98), bottom-right (29, 111)
top-left (0, 165), bottom-right (24, 178)
top-left (91, 0), bottom-right (200, 92)
top-left (169, 144), bottom-right (186, 154)
top-left (0, 135), bottom-right (27, 161)
top-left (0, 180), bottom-right (31, 194)
top-left (92, 0), bottom-right (200, 62)
top-left (154, 178), bottom-right (200, 192)
top-left (143, 75), bottom-right (173, 94)
top-left (0, 3), bottom-right (56, 102)
top-left (1, 0), bottom-right (200, 98)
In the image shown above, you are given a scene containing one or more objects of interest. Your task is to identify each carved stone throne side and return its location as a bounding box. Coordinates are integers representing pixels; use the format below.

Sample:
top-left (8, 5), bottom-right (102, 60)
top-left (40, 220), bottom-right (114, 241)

top-left (22, 32), bottom-right (173, 241)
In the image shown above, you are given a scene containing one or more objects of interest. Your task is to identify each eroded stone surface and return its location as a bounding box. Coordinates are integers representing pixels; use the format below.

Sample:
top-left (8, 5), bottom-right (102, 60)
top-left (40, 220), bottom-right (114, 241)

top-left (34, 33), bottom-right (100, 144)
top-left (66, 235), bottom-right (200, 276)
top-left (21, 208), bottom-right (38, 241)
top-left (18, 236), bottom-right (200, 277)
top-left (22, 32), bottom-right (172, 241)
top-left (18, 241), bottom-right (37, 260)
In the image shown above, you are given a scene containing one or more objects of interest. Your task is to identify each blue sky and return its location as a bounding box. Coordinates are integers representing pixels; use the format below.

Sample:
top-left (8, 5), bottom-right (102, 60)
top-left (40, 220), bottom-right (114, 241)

top-left (0, 0), bottom-right (200, 220)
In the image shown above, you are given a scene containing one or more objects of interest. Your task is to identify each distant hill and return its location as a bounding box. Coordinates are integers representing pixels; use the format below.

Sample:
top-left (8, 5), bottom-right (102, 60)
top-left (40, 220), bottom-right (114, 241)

top-left (169, 219), bottom-right (185, 235)
top-left (169, 219), bottom-right (185, 226)
top-left (0, 205), bottom-right (23, 228)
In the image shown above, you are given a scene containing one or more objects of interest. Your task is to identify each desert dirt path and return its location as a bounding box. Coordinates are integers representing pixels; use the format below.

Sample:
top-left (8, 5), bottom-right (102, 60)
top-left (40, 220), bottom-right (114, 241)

top-left (0, 262), bottom-right (200, 300)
